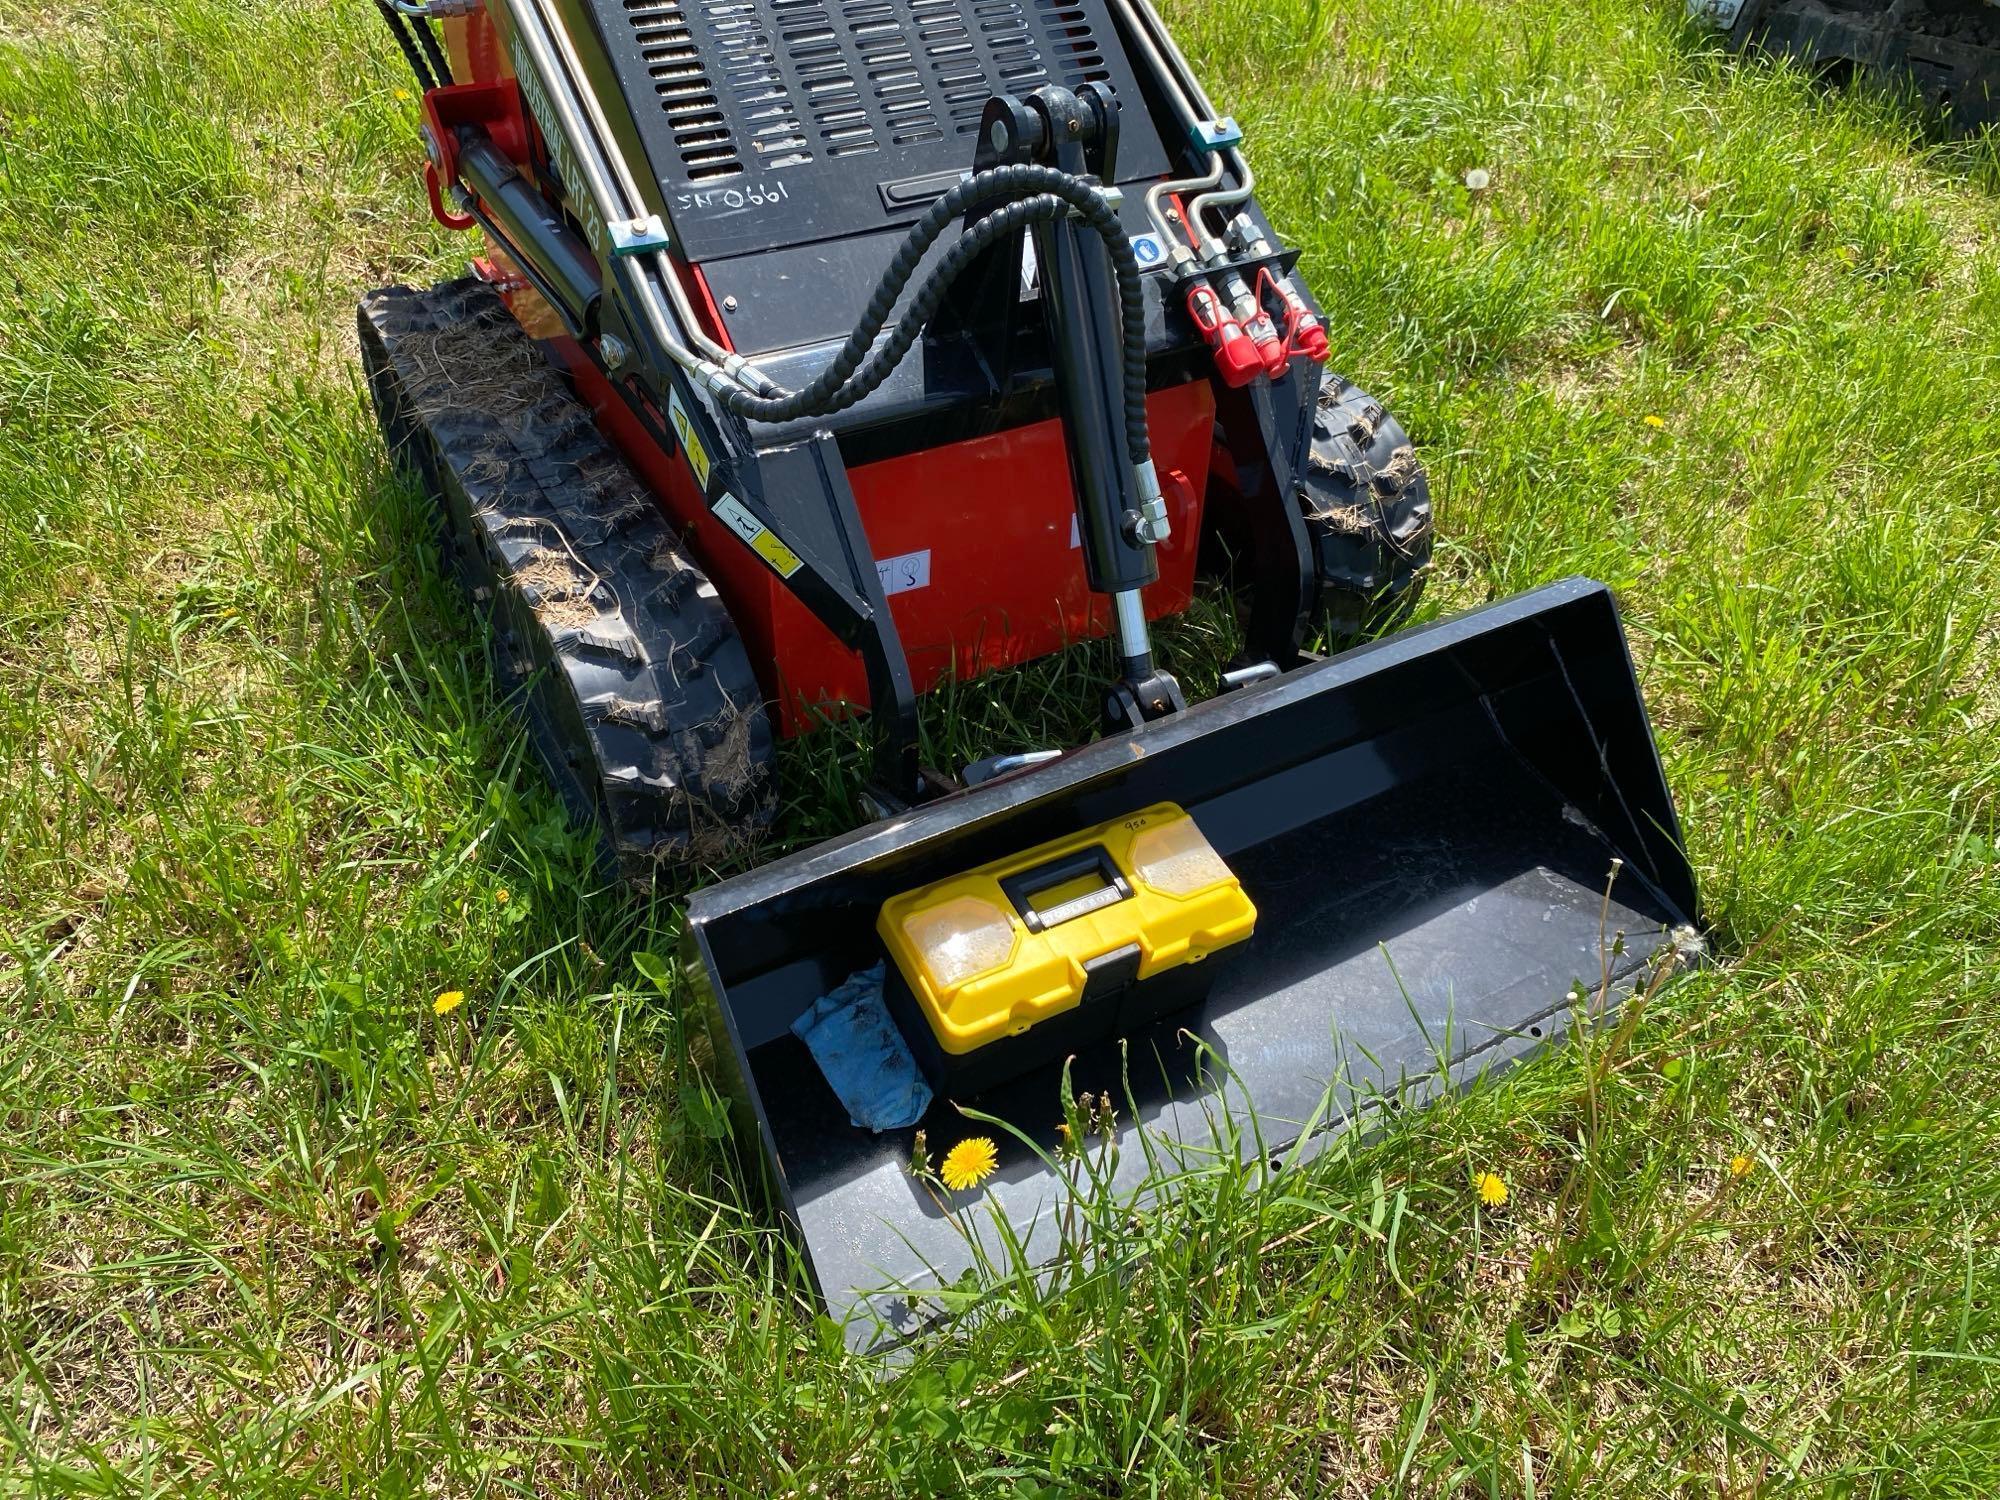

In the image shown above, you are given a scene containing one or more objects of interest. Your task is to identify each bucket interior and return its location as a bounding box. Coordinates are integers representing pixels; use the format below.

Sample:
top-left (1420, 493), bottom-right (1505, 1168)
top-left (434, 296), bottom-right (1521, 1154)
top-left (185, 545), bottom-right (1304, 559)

top-left (684, 579), bottom-right (1698, 1350)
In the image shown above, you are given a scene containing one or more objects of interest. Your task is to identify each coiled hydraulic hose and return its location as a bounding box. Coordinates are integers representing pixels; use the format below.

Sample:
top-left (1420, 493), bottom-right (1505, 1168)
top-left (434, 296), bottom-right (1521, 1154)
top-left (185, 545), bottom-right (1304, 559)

top-left (708, 163), bottom-right (1151, 467)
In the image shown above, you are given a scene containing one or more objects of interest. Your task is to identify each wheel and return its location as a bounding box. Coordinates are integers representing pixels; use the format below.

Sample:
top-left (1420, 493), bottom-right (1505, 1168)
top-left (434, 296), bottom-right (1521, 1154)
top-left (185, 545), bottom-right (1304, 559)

top-left (1301, 372), bottom-right (1434, 640)
top-left (357, 278), bottom-right (775, 881)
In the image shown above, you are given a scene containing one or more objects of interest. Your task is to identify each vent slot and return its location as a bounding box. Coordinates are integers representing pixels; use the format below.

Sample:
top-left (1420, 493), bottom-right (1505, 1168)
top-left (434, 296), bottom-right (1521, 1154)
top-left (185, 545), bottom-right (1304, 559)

top-left (776, 0), bottom-right (880, 157)
top-left (704, 0), bottom-right (816, 168)
top-left (977, 2), bottom-right (1048, 106)
top-left (845, 0), bottom-right (945, 146)
top-left (1032, 0), bottom-right (1109, 87)
top-left (626, 0), bottom-right (745, 180)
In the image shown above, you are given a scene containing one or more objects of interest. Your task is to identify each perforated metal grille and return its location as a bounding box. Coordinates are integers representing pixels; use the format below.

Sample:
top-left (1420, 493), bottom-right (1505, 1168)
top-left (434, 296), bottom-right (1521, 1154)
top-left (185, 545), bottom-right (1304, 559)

top-left (599, 0), bottom-right (1169, 257)
top-left (624, 0), bottom-right (743, 180)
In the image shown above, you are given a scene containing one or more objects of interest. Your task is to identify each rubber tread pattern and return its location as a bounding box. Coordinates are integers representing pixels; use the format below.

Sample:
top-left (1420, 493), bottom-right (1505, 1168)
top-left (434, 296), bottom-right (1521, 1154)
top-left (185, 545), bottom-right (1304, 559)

top-left (1301, 373), bottom-right (1435, 638)
top-left (357, 277), bottom-right (775, 881)
top-left (1732, 0), bottom-right (2000, 133)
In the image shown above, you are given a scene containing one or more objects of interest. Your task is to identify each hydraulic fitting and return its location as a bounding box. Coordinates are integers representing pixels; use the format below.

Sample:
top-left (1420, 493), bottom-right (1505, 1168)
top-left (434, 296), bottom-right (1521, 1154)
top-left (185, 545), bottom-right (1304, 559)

top-left (1184, 278), bottom-right (1265, 387)
top-left (1132, 458), bottom-right (1172, 545)
top-left (1228, 215), bottom-right (1329, 364)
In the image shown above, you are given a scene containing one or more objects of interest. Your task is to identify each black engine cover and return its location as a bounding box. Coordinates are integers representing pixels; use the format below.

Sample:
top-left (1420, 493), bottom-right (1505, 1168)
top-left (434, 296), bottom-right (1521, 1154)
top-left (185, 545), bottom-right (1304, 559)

top-left (591, 0), bottom-right (1174, 261)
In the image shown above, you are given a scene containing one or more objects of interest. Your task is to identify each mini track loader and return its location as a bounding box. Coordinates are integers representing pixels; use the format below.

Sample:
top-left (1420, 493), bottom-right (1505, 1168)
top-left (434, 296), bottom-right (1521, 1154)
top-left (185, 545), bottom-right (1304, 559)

top-left (360, 0), bottom-right (1700, 1351)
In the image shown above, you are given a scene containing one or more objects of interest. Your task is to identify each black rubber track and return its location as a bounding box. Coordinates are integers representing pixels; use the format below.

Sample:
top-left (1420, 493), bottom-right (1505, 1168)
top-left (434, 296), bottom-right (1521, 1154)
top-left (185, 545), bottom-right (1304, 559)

top-left (1300, 372), bottom-right (1435, 640)
top-left (1728, 0), bottom-right (2000, 134)
top-left (357, 277), bottom-right (775, 882)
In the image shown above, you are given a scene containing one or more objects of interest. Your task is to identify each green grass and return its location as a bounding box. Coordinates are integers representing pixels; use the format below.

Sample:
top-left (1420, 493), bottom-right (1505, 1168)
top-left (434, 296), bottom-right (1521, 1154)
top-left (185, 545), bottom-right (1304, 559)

top-left (4, 0), bottom-right (1999, 1491)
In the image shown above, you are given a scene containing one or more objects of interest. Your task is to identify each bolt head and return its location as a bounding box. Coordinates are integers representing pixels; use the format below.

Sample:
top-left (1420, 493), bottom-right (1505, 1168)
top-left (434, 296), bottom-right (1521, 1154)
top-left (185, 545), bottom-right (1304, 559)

top-left (989, 119), bottom-right (1010, 152)
top-left (722, 294), bottom-right (739, 313)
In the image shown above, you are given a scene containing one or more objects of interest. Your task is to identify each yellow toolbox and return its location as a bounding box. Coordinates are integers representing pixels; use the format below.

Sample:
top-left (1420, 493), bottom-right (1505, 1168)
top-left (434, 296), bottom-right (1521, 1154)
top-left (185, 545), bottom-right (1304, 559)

top-left (878, 803), bottom-right (1256, 1095)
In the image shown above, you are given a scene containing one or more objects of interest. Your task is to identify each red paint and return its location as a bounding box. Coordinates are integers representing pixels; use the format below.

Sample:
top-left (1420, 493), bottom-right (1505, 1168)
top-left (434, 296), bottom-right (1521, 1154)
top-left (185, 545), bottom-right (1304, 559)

top-left (442, 8), bottom-right (506, 87)
top-left (418, 79), bottom-right (528, 232)
top-left (559, 341), bottom-right (1215, 736)
top-left (832, 380), bottom-right (1213, 726)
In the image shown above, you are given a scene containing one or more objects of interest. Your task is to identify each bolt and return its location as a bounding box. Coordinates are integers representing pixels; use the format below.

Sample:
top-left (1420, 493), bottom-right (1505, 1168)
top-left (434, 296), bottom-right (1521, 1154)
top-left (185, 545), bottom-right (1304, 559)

top-left (1066, 116), bottom-right (1081, 136)
top-left (628, 216), bottom-right (650, 234)
top-left (722, 294), bottom-right (739, 313)
top-left (599, 333), bottom-right (628, 370)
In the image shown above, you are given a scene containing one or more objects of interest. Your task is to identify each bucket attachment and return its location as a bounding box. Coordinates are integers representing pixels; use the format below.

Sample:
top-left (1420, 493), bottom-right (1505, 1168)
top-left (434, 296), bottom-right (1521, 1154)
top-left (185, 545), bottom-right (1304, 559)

top-left (684, 579), bottom-right (1699, 1352)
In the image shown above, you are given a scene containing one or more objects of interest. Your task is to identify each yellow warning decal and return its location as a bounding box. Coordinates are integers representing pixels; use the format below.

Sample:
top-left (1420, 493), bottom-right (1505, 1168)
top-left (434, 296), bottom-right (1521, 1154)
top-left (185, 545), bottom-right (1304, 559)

top-left (667, 388), bottom-right (712, 492)
top-left (712, 492), bottom-right (803, 579)
top-left (750, 530), bottom-right (804, 576)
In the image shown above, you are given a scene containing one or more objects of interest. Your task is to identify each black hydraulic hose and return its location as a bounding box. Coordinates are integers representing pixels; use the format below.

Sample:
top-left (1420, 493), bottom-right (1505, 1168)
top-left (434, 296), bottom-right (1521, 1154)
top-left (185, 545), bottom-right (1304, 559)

top-left (372, 0), bottom-right (438, 92)
top-left (413, 13), bottom-right (454, 88)
top-left (714, 163), bottom-right (1152, 465)
top-left (757, 196), bottom-right (1065, 418)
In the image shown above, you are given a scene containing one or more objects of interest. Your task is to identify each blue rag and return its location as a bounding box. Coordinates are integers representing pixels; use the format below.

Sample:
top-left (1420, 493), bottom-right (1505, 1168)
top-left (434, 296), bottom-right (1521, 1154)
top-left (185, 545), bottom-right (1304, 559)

top-left (790, 962), bottom-right (933, 1132)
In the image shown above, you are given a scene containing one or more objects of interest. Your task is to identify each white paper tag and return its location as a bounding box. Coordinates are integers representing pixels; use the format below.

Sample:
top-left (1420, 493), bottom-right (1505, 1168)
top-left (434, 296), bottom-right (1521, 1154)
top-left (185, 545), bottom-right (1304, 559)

top-left (875, 548), bottom-right (931, 596)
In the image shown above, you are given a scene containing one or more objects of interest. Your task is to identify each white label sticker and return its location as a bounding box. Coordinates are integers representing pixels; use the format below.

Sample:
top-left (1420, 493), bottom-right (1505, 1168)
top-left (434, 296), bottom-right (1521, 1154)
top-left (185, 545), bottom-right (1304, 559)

top-left (712, 492), bottom-right (762, 546)
top-left (1130, 231), bottom-right (1170, 273)
top-left (875, 549), bottom-right (931, 596)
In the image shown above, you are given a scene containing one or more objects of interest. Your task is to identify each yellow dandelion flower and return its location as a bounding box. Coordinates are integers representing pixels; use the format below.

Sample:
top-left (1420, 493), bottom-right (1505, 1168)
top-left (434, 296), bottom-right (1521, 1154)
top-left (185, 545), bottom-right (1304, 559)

top-left (1474, 1171), bottom-right (1508, 1208)
top-left (433, 990), bottom-right (465, 1015)
top-left (393, 88), bottom-right (412, 102)
top-left (1730, 1153), bottom-right (1753, 1179)
top-left (940, 1135), bottom-right (998, 1192)
top-left (1642, 414), bottom-right (1667, 430)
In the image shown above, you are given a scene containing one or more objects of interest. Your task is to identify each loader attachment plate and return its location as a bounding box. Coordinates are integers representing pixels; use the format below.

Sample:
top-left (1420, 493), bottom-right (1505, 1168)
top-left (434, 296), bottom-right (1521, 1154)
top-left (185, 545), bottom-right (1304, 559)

top-left (684, 579), bottom-right (1698, 1352)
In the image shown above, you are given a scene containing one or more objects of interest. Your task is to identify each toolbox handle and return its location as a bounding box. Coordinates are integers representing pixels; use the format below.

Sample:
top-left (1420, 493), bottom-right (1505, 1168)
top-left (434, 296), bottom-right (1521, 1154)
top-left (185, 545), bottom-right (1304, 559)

top-left (1000, 847), bottom-right (1134, 933)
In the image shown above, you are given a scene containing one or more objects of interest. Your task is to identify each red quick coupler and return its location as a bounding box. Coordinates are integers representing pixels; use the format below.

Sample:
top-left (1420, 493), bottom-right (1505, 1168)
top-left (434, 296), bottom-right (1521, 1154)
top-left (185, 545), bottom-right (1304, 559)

top-left (1228, 215), bottom-right (1330, 366)
top-left (1215, 268), bottom-right (1289, 378)
top-left (1259, 266), bottom-right (1329, 363)
top-left (1185, 279), bottom-right (1267, 388)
